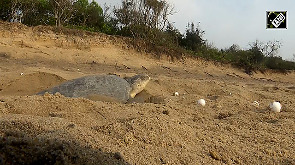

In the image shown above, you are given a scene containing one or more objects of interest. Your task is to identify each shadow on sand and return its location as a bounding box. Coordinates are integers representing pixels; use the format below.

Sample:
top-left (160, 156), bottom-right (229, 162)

top-left (0, 131), bottom-right (131, 165)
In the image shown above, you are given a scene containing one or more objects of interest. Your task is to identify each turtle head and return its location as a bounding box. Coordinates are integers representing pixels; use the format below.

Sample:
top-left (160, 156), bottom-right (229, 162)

top-left (125, 74), bottom-right (150, 98)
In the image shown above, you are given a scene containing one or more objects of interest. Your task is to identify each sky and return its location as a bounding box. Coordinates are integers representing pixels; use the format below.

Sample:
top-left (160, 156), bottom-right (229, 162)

top-left (94, 0), bottom-right (295, 60)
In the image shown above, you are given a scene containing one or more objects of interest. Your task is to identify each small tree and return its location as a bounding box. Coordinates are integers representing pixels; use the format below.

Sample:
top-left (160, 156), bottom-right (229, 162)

top-left (50, 0), bottom-right (75, 27)
top-left (249, 39), bottom-right (282, 57)
top-left (114, 0), bottom-right (174, 38)
top-left (71, 0), bottom-right (104, 29)
top-left (0, 0), bottom-right (53, 25)
top-left (165, 22), bottom-right (182, 46)
top-left (226, 44), bottom-right (240, 53)
top-left (114, 0), bottom-right (177, 56)
top-left (22, 0), bottom-right (53, 26)
top-left (180, 22), bottom-right (205, 51)
top-left (72, 0), bottom-right (89, 26)
top-left (248, 42), bottom-right (265, 65)
top-left (10, 0), bottom-right (25, 23)
top-left (101, 3), bottom-right (119, 34)
top-left (86, 1), bottom-right (103, 28)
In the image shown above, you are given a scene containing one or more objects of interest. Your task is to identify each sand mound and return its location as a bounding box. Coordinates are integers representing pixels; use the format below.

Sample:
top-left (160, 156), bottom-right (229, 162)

top-left (0, 72), bottom-right (66, 96)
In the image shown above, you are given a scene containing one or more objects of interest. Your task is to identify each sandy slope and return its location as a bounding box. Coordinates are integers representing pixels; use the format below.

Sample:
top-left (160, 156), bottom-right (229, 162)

top-left (0, 22), bottom-right (294, 164)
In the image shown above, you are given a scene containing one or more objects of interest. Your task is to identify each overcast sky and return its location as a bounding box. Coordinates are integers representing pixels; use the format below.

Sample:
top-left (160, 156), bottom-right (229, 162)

top-left (95, 0), bottom-right (295, 60)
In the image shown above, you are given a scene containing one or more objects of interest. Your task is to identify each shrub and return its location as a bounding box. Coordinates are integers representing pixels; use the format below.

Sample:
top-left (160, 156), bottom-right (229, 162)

top-left (265, 56), bottom-right (295, 71)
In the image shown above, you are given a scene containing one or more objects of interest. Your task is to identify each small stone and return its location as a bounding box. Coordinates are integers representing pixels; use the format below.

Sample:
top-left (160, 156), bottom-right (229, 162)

top-left (209, 150), bottom-right (221, 160)
top-left (67, 123), bottom-right (75, 128)
top-left (174, 92), bottom-right (179, 96)
top-left (252, 101), bottom-right (260, 107)
top-left (162, 110), bottom-right (169, 115)
top-left (160, 157), bottom-right (167, 164)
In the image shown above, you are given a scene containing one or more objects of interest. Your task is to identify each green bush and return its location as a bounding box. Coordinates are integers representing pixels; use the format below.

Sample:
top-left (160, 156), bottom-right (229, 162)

top-left (265, 56), bottom-right (295, 71)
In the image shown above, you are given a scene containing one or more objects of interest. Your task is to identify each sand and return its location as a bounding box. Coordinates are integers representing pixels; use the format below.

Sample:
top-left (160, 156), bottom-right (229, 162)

top-left (0, 21), bottom-right (294, 164)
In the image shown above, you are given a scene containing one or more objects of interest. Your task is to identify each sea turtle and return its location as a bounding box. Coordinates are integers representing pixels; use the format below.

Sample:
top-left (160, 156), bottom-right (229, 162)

top-left (37, 74), bottom-right (150, 103)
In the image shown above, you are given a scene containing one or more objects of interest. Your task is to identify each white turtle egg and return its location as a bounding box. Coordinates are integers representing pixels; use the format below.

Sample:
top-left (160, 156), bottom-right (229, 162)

top-left (269, 101), bottom-right (282, 112)
top-left (20, 73), bottom-right (24, 75)
top-left (174, 92), bottom-right (179, 96)
top-left (197, 99), bottom-right (206, 106)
